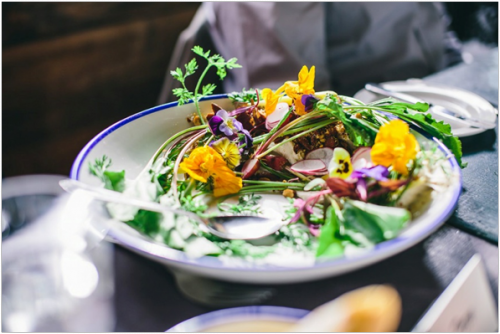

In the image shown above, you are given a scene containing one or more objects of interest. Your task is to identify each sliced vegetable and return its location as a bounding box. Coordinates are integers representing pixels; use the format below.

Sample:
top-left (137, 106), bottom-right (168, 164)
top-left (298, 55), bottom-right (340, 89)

top-left (291, 159), bottom-right (328, 175)
top-left (305, 147), bottom-right (334, 167)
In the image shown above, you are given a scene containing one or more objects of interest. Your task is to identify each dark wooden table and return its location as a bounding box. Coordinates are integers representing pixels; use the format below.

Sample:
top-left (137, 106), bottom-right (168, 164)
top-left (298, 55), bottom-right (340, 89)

top-left (112, 45), bottom-right (499, 332)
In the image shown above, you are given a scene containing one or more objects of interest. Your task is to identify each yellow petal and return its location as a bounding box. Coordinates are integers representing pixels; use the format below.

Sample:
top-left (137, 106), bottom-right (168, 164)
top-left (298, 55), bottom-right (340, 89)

top-left (329, 147), bottom-right (352, 179)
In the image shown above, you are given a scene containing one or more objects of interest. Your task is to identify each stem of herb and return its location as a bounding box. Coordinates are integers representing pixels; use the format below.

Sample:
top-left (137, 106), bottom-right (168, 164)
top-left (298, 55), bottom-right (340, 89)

top-left (193, 65), bottom-right (212, 125)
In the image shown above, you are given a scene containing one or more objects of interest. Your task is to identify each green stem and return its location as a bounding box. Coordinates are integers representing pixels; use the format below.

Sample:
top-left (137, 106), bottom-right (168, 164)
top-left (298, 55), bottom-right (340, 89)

top-left (193, 65), bottom-right (213, 125)
top-left (243, 180), bottom-right (306, 187)
top-left (152, 124), bottom-right (208, 163)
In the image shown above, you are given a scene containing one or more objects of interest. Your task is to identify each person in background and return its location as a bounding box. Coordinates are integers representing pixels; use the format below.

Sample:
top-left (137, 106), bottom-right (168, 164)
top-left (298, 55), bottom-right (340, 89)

top-left (159, 2), bottom-right (463, 103)
top-left (203, 2), bottom-right (463, 96)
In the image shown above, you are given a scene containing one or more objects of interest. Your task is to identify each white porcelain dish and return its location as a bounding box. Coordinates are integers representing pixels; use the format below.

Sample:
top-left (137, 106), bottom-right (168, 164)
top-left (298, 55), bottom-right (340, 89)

top-left (167, 306), bottom-right (308, 332)
top-left (354, 79), bottom-right (498, 137)
top-left (71, 95), bottom-right (462, 284)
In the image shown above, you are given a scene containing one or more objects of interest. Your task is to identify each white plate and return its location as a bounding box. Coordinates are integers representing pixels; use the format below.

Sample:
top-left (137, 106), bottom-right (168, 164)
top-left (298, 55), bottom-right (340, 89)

top-left (354, 79), bottom-right (498, 137)
top-left (70, 95), bottom-right (462, 284)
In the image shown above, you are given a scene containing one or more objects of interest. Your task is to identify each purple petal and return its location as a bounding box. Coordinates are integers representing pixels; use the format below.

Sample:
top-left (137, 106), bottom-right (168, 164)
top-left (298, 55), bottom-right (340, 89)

top-left (301, 94), bottom-right (319, 112)
top-left (208, 115), bottom-right (223, 135)
top-left (219, 122), bottom-right (234, 136)
top-left (356, 178), bottom-right (368, 201)
top-left (216, 109), bottom-right (229, 121)
top-left (228, 105), bottom-right (253, 117)
top-left (241, 129), bottom-right (253, 148)
top-left (232, 118), bottom-right (244, 131)
top-left (351, 165), bottom-right (389, 181)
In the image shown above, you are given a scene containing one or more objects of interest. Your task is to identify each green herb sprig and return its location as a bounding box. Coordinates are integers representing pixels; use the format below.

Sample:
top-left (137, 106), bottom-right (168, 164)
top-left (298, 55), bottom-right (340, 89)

top-left (171, 46), bottom-right (241, 124)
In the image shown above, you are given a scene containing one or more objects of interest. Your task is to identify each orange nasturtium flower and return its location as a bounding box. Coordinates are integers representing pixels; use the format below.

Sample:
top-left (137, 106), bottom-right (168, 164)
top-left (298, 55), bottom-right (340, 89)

top-left (179, 146), bottom-right (242, 197)
top-left (213, 169), bottom-right (243, 197)
top-left (371, 120), bottom-right (420, 175)
top-left (262, 85), bottom-right (285, 116)
top-left (284, 65), bottom-right (316, 115)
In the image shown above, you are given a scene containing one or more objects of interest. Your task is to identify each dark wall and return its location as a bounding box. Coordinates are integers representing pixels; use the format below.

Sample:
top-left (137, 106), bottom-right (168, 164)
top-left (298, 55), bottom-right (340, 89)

top-left (2, 2), bottom-right (497, 178)
top-left (3, 2), bottom-right (200, 177)
top-left (445, 2), bottom-right (498, 45)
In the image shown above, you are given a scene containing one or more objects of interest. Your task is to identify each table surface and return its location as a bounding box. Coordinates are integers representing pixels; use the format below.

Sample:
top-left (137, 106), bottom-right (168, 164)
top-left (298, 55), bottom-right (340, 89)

top-left (112, 44), bottom-right (499, 332)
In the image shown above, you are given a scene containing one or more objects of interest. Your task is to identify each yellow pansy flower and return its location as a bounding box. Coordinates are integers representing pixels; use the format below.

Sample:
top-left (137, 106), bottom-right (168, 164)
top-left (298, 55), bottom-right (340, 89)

top-left (211, 137), bottom-right (241, 169)
top-left (371, 120), bottom-right (420, 175)
top-left (284, 65), bottom-right (316, 115)
top-left (328, 147), bottom-right (353, 179)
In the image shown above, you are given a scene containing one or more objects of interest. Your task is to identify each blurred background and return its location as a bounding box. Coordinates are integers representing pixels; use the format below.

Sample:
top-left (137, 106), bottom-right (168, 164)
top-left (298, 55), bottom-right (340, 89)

top-left (2, 2), bottom-right (498, 178)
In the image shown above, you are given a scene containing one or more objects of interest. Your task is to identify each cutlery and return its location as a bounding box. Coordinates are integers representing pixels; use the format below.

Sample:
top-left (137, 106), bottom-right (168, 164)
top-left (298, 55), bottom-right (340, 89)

top-left (365, 83), bottom-right (497, 130)
top-left (59, 179), bottom-right (286, 240)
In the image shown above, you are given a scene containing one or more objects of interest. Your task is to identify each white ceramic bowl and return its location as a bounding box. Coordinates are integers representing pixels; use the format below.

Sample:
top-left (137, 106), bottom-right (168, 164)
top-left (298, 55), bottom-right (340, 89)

top-left (71, 95), bottom-right (462, 284)
top-left (166, 306), bottom-right (308, 332)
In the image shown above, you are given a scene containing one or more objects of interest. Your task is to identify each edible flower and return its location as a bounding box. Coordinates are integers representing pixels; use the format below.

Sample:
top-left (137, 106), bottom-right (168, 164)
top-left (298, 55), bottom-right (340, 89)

top-left (326, 164), bottom-right (409, 202)
top-left (213, 168), bottom-right (243, 197)
top-left (179, 146), bottom-right (225, 183)
top-left (328, 147), bottom-right (353, 179)
top-left (209, 109), bottom-right (253, 149)
top-left (262, 85), bottom-right (285, 116)
top-left (371, 120), bottom-right (419, 175)
top-left (301, 94), bottom-right (319, 112)
top-left (179, 146), bottom-right (242, 197)
top-left (211, 137), bottom-right (241, 169)
top-left (284, 65), bottom-right (316, 115)
top-left (209, 109), bottom-right (244, 137)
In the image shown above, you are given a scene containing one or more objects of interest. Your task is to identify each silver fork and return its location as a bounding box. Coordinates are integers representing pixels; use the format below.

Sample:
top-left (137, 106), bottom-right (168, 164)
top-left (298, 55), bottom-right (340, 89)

top-left (170, 269), bottom-right (275, 307)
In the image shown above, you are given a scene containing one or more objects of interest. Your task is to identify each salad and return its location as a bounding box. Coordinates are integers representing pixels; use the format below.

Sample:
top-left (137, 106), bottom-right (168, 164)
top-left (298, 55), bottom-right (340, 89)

top-left (89, 47), bottom-right (462, 266)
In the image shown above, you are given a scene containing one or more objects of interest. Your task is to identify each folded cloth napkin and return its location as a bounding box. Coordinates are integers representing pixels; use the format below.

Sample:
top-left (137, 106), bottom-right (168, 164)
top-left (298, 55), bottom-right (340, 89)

top-left (425, 44), bottom-right (498, 244)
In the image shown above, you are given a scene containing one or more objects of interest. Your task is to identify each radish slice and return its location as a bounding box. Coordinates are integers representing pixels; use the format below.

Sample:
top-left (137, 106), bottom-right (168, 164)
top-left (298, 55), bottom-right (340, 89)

top-left (351, 147), bottom-right (372, 170)
top-left (291, 159), bottom-right (328, 175)
top-left (242, 158), bottom-right (260, 179)
top-left (305, 147), bottom-right (334, 166)
top-left (265, 102), bottom-right (289, 131)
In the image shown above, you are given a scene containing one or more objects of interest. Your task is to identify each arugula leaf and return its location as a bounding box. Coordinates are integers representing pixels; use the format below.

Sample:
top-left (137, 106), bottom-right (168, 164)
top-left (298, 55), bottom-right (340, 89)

top-left (342, 200), bottom-right (411, 243)
top-left (316, 206), bottom-right (344, 258)
top-left (126, 210), bottom-right (162, 237)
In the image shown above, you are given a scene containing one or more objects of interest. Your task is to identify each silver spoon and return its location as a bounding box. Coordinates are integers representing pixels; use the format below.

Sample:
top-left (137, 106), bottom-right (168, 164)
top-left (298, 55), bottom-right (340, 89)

top-left (59, 179), bottom-right (285, 240)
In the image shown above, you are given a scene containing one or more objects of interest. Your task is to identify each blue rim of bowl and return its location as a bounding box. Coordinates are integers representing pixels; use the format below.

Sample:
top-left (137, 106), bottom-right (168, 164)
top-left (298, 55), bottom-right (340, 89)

top-left (166, 306), bottom-right (309, 332)
top-left (71, 94), bottom-right (462, 272)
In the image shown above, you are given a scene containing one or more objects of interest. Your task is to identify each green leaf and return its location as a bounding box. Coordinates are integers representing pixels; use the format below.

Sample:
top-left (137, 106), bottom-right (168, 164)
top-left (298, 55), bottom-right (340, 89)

top-left (342, 200), bottom-right (411, 243)
top-left (127, 209), bottom-right (162, 236)
top-left (316, 206), bottom-right (344, 258)
top-left (102, 170), bottom-right (125, 192)
top-left (185, 58), bottom-right (198, 75)
top-left (216, 67), bottom-right (227, 80)
top-left (192, 45), bottom-right (204, 57)
top-left (202, 83), bottom-right (216, 96)
top-left (226, 58), bottom-right (242, 69)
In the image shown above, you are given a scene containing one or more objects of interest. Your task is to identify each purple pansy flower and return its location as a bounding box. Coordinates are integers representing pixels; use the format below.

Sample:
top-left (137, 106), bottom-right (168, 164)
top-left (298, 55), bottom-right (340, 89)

top-left (301, 94), bottom-right (319, 112)
top-left (209, 109), bottom-right (243, 137)
top-left (209, 109), bottom-right (253, 149)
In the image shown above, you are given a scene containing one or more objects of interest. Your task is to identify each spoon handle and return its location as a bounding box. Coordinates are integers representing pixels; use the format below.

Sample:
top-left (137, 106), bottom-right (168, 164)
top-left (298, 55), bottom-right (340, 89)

top-left (59, 179), bottom-right (206, 226)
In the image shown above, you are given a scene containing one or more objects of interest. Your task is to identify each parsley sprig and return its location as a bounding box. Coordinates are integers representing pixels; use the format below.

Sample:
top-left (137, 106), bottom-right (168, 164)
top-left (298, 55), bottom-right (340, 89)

top-left (171, 46), bottom-right (241, 124)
